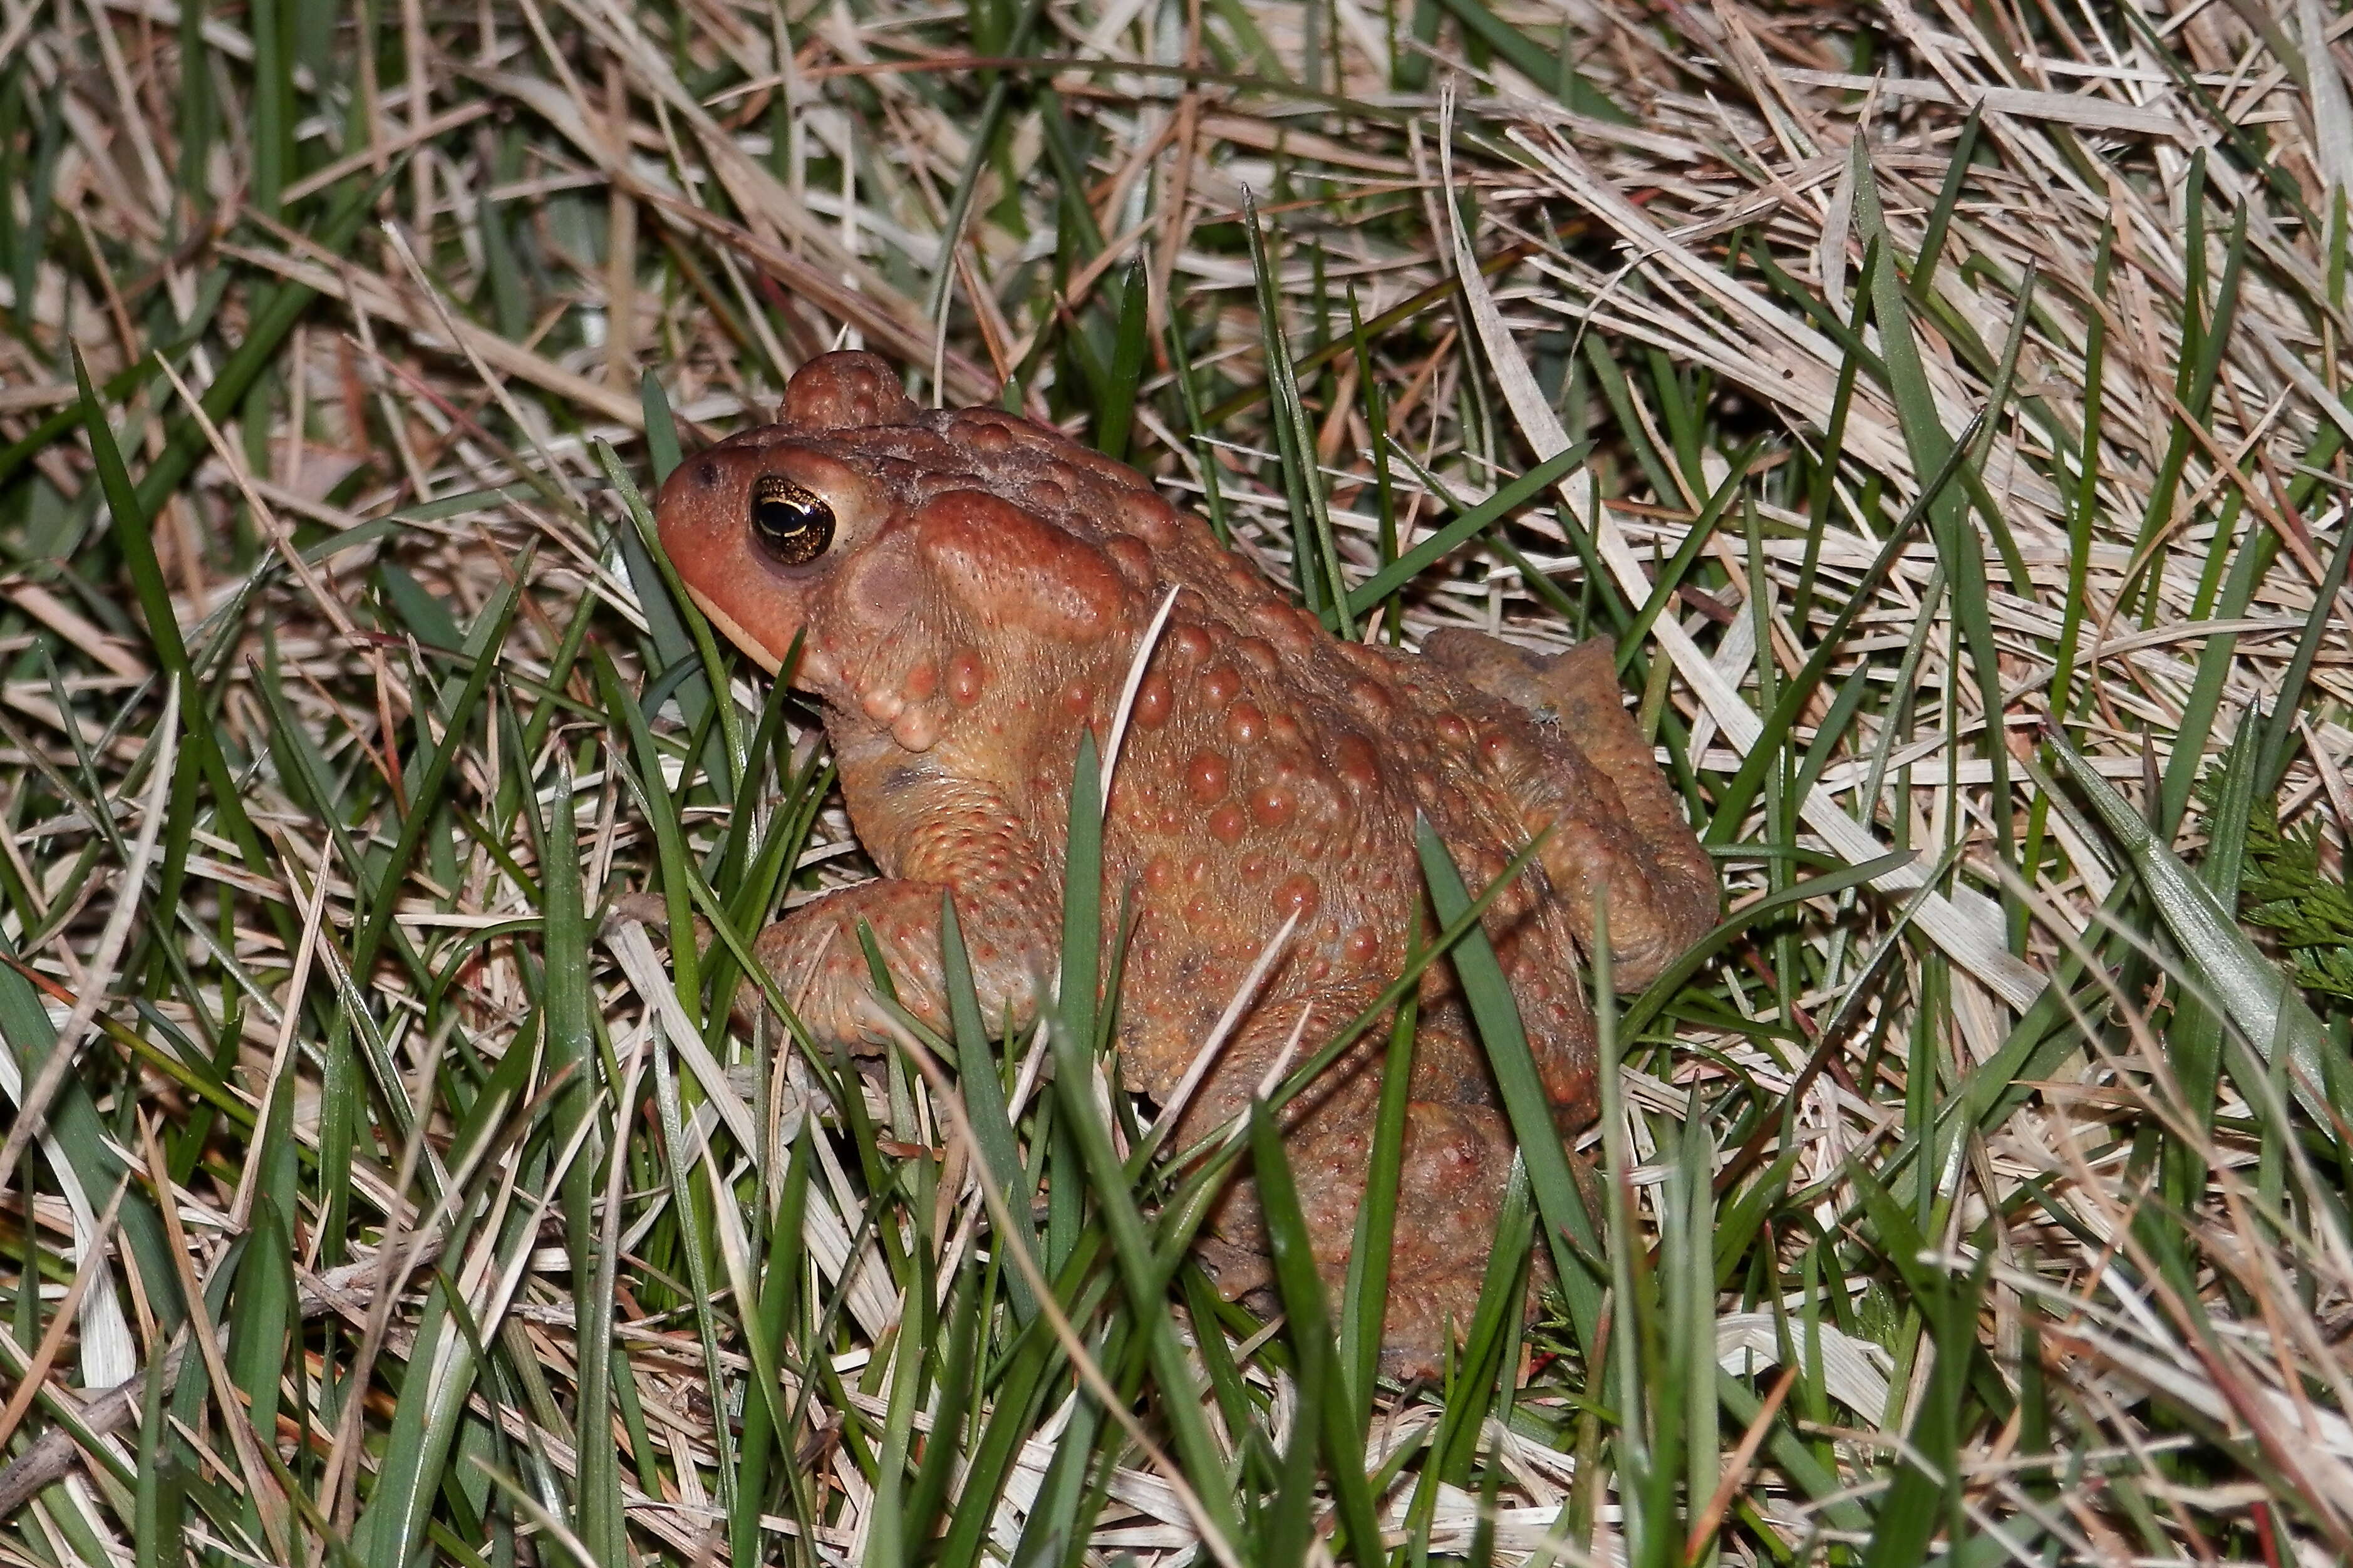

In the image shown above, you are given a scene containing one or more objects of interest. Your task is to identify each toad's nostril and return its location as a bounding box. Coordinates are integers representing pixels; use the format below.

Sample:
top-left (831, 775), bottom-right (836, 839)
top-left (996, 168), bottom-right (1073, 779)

top-left (696, 459), bottom-right (722, 488)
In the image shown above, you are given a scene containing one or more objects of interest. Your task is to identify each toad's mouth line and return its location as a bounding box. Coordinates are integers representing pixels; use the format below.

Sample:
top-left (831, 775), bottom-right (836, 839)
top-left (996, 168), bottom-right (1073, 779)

top-left (686, 585), bottom-right (785, 676)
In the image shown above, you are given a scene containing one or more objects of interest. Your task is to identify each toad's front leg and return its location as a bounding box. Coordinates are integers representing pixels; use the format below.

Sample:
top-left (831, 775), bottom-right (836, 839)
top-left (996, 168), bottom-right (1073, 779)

top-left (753, 748), bottom-right (1065, 1051)
top-left (753, 874), bottom-right (1058, 1051)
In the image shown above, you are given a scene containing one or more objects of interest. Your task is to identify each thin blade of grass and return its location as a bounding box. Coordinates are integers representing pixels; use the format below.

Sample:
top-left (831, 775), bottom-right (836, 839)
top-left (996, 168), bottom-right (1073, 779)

top-left (1337, 967), bottom-right (1415, 1424)
top-left (1097, 256), bottom-right (1149, 463)
top-left (1344, 441), bottom-right (1588, 616)
top-left (1245, 1097), bottom-right (1382, 1568)
top-left (1415, 818), bottom-right (1601, 1351)
top-left (2042, 733), bottom-right (2347, 1139)
top-left (1046, 732), bottom-right (1244, 1552)
top-left (943, 894), bottom-right (1041, 1323)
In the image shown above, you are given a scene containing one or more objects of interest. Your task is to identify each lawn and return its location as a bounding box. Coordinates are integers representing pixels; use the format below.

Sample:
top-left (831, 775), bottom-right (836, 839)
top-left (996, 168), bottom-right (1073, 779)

top-left (1, 0), bottom-right (2350, 1565)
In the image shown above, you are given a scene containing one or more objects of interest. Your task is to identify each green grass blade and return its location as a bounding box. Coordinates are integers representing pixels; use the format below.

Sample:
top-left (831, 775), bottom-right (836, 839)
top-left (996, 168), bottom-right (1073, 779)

top-left (596, 438), bottom-right (743, 802)
top-left (919, 0), bottom-right (1050, 333)
top-left (1401, 1156), bottom-right (1534, 1559)
top-left (2256, 513), bottom-right (2353, 793)
top-left (1338, 973), bottom-right (1415, 1423)
top-left (72, 347), bottom-right (279, 929)
top-left (1669, 1105), bottom-right (1717, 1561)
top-left (1415, 818), bottom-right (1601, 1351)
top-left (1058, 734), bottom-right (1105, 1060)
top-left (2156, 503), bottom-right (2265, 828)
top-left (348, 552), bottom-right (532, 983)
top-left (641, 369), bottom-right (683, 485)
top-left (133, 1318), bottom-right (182, 1568)
top-left (931, 1325), bottom-right (1059, 1568)
top-left (353, 1046), bottom-right (542, 1568)
top-left (1906, 105), bottom-right (1983, 302)
top-left (1243, 192), bottom-right (1350, 633)
top-left (1428, 0), bottom-right (1626, 120)
top-left (539, 752), bottom-right (622, 1568)
top-left (1344, 286), bottom-right (1405, 639)
top-left (901, 1254), bottom-right (983, 1550)
top-left (129, 167), bottom-right (393, 521)
top-left (1046, 732), bottom-right (1243, 1549)
top-left (1097, 256), bottom-right (1149, 463)
top-left (942, 893), bottom-right (1042, 1323)
top-left (1246, 1098), bottom-right (1382, 1568)
top-left (1580, 335), bottom-right (1683, 507)
top-left (0, 924), bottom-right (184, 1333)
top-left (1848, 152), bottom-right (2013, 871)
top-left (2046, 215), bottom-right (2113, 735)
top-left (1859, 1247), bottom-right (1988, 1567)
top-left (226, 1182), bottom-right (296, 1548)
top-left (2045, 731), bottom-right (2344, 1138)
top-left (1344, 441), bottom-right (1587, 616)
top-left (1707, 409), bottom-right (1985, 837)
top-left (735, 1130), bottom-right (814, 1568)
top-left (1611, 435), bottom-right (1762, 678)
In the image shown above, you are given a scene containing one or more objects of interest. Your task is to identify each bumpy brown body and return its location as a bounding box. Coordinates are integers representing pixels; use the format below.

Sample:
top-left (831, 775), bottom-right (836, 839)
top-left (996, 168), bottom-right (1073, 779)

top-left (654, 351), bottom-right (1717, 1370)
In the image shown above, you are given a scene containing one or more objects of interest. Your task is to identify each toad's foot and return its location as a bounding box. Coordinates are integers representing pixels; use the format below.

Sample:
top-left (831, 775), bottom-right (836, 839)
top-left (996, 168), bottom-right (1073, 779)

top-left (751, 880), bottom-right (1052, 1050)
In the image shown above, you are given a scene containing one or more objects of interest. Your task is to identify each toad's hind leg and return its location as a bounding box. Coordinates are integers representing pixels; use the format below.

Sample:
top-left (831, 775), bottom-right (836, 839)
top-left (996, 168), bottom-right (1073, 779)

top-left (1422, 629), bottom-right (1717, 987)
top-left (1284, 1090), bottom-right (1528, 1379)
top-left (1183, 1008), bottom-right (1531, 1380)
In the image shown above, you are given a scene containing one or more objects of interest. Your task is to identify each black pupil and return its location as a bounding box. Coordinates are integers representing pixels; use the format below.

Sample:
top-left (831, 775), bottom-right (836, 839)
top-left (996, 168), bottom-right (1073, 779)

top-left (757, 494), bottom-right (814, 535)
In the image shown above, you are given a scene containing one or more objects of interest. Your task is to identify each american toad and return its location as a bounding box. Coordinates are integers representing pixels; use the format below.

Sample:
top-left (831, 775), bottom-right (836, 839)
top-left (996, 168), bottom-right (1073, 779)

top-left (653, 351), bottom-right (1716, 1369)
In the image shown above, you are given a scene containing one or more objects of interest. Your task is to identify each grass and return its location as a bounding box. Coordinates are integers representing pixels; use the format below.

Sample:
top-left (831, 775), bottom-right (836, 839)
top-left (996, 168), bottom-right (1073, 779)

top-left (3, 1), bottom-right (2352, 1565)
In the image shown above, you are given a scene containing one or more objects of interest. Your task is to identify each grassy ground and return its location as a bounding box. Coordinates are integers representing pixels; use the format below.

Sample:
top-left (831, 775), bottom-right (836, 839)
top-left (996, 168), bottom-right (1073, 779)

top-left (3, 0), bottom-right (2352, 1565)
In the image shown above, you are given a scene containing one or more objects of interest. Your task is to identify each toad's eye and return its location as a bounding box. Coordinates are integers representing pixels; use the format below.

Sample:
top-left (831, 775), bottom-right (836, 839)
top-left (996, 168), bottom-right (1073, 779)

top-left (749, 477), bottom-right (835, 565)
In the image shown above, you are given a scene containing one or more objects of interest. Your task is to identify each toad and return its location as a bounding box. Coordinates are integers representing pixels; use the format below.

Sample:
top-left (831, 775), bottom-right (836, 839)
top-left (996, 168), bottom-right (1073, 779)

top-left (653, 351), bottom-right (1717, 1370)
